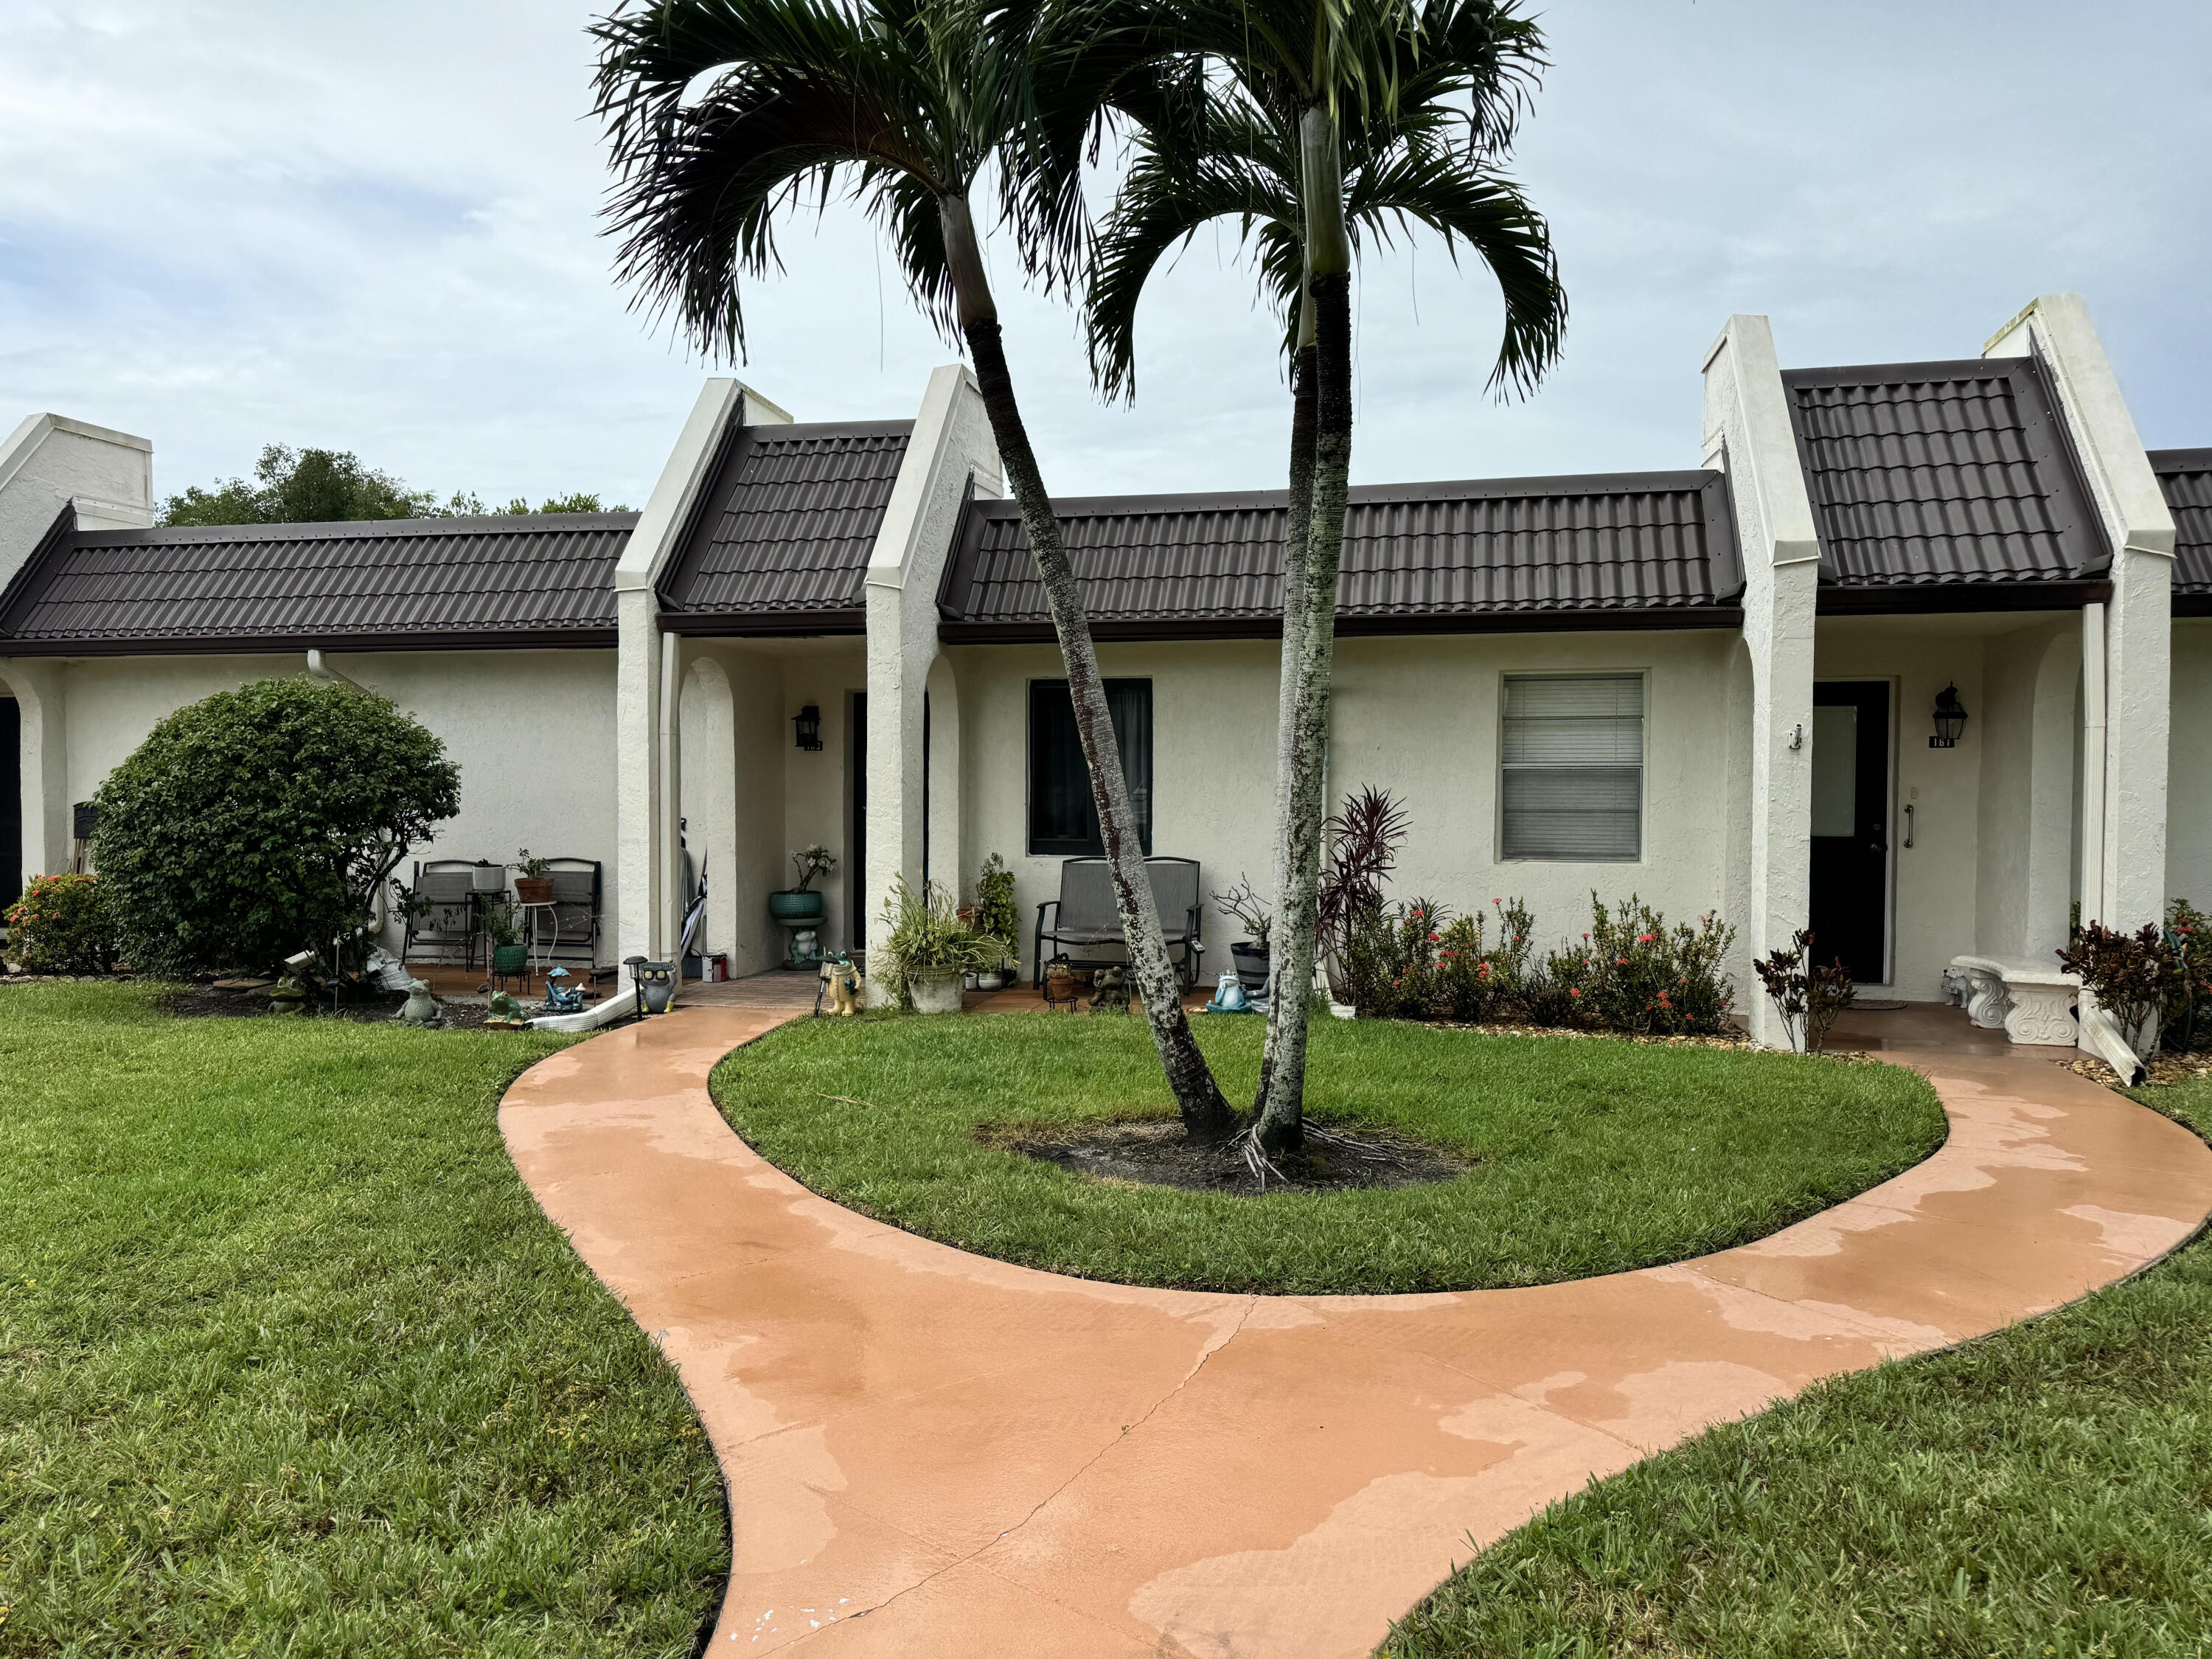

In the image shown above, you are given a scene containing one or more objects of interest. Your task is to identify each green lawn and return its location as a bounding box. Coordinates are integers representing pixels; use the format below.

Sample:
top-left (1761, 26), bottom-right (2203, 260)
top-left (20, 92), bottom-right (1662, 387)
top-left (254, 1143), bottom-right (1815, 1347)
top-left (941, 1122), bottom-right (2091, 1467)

top-left (1383, 1074), bottom-right (2212, 1659)
top-left (710, 1012), bottom-right (1945, 1295)
top-left (0, 982), bottom-right (726, 1657)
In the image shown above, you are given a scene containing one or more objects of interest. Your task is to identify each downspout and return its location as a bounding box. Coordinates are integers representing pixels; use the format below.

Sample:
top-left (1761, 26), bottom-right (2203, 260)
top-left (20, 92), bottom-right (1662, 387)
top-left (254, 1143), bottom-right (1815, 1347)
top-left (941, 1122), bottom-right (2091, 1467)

top-left (305, 648), bottom-right (363, 690)
top-left (306, 648), bottom-right (386, 933)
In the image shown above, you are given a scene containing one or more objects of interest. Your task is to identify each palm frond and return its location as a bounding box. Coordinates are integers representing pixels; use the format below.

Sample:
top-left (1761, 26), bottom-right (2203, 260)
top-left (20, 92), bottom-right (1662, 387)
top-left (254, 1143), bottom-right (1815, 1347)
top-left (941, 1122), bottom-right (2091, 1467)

top-left (1343, 140), bottom-right (1563, 397)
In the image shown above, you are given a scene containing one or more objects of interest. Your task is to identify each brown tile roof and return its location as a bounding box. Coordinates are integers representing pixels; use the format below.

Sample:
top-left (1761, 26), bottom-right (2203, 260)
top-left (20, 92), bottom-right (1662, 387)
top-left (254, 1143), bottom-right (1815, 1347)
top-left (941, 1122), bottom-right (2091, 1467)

top-left (0, 509), bottom-right (633, 654)
top-left (938, 470), bottom-right (1744, 641)
top-left (1781, 355), bottom-right (2108, 593)
top-left (2152, 448), bottom-right (2212, 613)
top-left (657, 420), bottom-right (912, 634)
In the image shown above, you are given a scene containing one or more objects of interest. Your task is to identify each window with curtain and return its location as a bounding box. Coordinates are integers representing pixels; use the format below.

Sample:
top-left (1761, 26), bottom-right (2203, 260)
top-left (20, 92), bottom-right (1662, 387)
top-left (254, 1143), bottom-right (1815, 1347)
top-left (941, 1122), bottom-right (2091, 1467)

top-left (1028, 679), bottom-right (1152, 856)
top-left (1500, 673), bottom-right (1644, 860)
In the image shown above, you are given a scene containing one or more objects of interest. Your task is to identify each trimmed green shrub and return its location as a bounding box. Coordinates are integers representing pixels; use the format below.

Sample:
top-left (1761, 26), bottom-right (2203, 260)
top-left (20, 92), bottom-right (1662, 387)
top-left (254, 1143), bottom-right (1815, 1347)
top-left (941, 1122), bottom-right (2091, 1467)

top-left (4, 874), bottom-right (116, 974)
top-left (1344, 892), bottom-right (1736, 1037)
top-left (90, 678), bottom-right (459, 973)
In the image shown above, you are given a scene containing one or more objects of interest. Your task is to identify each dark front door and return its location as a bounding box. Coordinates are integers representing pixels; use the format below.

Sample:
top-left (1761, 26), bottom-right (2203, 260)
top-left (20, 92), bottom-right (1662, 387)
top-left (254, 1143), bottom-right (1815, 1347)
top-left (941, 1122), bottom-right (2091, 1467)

top-left (1809, 681), bottom-right (1891, 982)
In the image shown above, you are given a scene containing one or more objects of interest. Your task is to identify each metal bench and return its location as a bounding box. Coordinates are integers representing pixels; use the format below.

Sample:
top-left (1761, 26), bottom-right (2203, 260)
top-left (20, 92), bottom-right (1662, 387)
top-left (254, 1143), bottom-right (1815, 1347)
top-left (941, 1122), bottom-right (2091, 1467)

top-left (1034, 856), bottom-right (1205, 990)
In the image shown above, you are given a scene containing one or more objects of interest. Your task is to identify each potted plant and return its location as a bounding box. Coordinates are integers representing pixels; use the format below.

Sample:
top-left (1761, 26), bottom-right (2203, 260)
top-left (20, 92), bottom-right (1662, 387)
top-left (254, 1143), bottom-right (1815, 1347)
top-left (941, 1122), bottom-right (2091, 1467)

top-left (973, 853), bottom-right (1019, 990)
top-left (481, 899), bottom-right (528, 977)
top-left (771, 844), bottom-right (836, 926)
top-left (511, 848), bottom-right (554, 905)
top-left (1214, 876), bottom-right (1273, 993)
top-left (469, 859), bottom-right (504, 894)
top-left (878, 877), bottom-right (1002, 1014)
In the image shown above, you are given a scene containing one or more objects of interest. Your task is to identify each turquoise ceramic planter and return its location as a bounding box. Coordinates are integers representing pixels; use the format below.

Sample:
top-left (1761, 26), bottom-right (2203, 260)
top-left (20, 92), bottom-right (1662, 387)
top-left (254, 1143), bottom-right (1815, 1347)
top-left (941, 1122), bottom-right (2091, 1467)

top-left (769, 889), bottom-right (826, 924)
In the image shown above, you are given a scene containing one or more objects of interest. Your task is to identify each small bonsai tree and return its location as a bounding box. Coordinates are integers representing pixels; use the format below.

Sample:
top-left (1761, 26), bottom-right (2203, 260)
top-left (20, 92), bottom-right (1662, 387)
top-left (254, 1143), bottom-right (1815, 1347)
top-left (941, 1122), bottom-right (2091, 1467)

top-left (91, 677), bottom-right (460, 973)
top-left (790, 844), bottom-right (836, 894)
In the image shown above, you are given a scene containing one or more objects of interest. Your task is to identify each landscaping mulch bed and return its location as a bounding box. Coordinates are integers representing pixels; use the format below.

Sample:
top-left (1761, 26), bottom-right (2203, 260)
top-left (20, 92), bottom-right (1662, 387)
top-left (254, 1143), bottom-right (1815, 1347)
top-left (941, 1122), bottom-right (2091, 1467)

top-left (995, 1118), bottom-right (1472, 1197)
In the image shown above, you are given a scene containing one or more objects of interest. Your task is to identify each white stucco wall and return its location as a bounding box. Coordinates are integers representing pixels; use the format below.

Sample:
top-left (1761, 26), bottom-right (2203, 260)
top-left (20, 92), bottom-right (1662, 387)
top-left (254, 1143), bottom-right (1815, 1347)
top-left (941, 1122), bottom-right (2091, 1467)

top-left (54, 648), bottom-right (619, 955)
top-left (2171, 621), bottom-right (2212, 913)
top-left (950, 629), bottom-right (1742, 985)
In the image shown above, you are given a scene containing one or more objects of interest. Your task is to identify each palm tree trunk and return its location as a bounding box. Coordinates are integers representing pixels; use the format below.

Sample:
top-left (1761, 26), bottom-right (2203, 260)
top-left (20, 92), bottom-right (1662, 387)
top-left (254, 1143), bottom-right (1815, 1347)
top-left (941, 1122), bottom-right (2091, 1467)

top-left (1252, 109), bottom-right (1353, 1155)
top-left (1253, 287), bottom-right (1318, 1113)
top-left (944, 195), bottom-right (1235, 1141)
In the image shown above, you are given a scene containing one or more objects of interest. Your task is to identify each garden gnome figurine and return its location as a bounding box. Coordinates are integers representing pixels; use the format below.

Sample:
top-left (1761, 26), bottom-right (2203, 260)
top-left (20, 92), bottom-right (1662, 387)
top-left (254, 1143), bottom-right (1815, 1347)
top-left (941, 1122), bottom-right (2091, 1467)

top-left (1089, 965), bottom-right (1133, 1015)
top-left (396, 978), bottom-right (442, 1027)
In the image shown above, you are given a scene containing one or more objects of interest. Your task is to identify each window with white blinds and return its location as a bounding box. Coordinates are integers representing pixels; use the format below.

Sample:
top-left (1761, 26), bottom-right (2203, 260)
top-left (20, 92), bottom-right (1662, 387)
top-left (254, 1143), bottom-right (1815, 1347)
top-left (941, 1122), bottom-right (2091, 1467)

top-left (1500, 674), bottom-right (1644, 860)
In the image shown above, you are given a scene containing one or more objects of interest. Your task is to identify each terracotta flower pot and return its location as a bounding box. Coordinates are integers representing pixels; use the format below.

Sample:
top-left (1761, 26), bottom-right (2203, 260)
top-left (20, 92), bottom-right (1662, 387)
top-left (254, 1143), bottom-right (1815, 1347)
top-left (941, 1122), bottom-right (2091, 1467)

top-left (514, 877), bottom-right (554, 905)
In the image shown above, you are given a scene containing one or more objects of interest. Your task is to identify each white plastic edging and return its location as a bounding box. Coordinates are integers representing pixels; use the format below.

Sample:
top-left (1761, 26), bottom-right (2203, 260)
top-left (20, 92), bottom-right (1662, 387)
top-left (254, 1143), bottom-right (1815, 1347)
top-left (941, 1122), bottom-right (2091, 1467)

top-left (531, 985), bottom-right (638, 1034)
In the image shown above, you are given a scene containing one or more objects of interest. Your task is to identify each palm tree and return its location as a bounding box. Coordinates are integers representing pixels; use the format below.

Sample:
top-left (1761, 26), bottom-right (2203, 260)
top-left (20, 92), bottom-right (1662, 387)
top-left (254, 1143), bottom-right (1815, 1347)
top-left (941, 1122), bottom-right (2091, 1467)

top-left (1081, 0), bottom-right (1565, 1152)
top-left (591, 0), bottom-right (1237, 1138)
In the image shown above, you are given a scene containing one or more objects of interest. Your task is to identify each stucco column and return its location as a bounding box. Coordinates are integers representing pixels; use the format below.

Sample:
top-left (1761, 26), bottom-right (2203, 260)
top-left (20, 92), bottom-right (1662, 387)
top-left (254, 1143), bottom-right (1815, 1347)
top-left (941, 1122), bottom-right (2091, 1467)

top-left (1703, 315), bottom-right (1822, 1044)
top-left (609, 378), bottom-right (770, 979)
top-left (1986, 293), bottom-right (2175, 936)
top-left (858, 365), bottom-right (1002, 970)
top-left (863, 582), bottom-right (928, 962)
top-left (614, 587), bottom-right (664, 966)
top-left (1, 660), bottom-right (69, 881)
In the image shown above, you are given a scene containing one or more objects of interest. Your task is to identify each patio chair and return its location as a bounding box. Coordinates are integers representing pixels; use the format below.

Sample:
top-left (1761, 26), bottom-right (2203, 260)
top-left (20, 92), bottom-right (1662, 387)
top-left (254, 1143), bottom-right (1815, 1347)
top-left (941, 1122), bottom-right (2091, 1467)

top-left (1033, 856), bottom-right (1205, 990)
top-left (400, 859), bottom-right (480, 967)
top-left (542, 858), bottom-right (604, 970)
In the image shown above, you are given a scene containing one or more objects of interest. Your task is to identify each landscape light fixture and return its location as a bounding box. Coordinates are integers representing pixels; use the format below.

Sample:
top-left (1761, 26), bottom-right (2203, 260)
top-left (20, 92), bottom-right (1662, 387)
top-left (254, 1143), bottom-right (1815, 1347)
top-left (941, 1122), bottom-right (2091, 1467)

top-left (793, 704), bottom-right (823, 751)
top-left (1929, 684), bottom-right (1968, 749)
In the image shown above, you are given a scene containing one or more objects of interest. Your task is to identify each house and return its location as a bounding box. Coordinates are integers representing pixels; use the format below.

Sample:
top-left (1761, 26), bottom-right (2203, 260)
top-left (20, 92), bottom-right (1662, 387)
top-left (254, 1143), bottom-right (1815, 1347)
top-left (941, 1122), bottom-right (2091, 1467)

top-left (1, 292), bottom-right (2202, 1051)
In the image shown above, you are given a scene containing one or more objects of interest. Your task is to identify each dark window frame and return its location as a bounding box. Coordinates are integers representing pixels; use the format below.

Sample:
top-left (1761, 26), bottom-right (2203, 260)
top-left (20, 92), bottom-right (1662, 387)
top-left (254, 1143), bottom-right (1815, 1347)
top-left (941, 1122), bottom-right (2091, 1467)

top-left (1026, 678), bottom-right (1153, 857)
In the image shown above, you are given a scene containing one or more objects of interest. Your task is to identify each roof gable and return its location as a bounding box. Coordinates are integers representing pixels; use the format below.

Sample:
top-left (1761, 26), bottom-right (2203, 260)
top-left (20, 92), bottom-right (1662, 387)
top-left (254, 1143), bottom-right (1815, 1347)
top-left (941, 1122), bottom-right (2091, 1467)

top-left (656, 420), bottom-right (912, 633)
top-left (1781, 355), bottom-right (2107, 589)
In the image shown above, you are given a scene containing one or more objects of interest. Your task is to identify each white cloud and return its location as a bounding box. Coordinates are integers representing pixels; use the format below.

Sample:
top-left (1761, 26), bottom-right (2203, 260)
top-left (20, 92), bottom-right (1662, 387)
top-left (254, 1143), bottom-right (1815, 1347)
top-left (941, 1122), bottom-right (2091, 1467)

top-left (1, 0), bottom-right (2205, 510)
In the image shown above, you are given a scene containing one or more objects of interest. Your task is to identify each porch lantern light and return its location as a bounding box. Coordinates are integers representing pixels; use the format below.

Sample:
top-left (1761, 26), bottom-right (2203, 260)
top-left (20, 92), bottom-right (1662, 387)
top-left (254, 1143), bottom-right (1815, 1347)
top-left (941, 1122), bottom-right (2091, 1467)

top-left (1929, 683), bottom-right (1968, 749)
top-left (793, 704), bottom-right (823, 751)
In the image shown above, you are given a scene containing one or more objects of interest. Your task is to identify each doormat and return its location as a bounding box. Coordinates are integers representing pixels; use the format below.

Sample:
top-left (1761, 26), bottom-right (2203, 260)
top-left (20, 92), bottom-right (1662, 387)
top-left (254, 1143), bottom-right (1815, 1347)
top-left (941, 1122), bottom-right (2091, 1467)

top-left (1850, 998), bottom-right (1907, 1012)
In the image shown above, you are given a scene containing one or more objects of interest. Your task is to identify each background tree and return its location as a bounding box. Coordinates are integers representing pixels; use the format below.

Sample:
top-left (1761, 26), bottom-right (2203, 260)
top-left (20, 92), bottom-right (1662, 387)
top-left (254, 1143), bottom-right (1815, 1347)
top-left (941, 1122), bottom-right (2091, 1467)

top-left (161, 444), bottom-right (630, 526)
top-left (91, 678), bottom-right (460, 974)
top-left (1083, 0), bottom-right (1562, 1152)
top-left (591, 0), bottom-right (1236, 1137)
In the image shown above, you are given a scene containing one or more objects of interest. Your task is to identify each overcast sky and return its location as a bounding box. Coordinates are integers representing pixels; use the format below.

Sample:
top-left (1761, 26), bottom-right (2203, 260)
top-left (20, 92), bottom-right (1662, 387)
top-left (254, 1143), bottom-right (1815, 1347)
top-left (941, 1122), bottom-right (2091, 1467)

top-left (4, 1), bottom-right (2207, 512)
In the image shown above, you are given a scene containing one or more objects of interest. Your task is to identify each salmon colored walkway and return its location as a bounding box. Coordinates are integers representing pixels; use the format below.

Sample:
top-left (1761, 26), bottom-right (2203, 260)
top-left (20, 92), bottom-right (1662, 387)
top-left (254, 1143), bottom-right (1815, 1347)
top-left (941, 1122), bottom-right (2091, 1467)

top-left (499, 987), bottom-right (2212, 1658)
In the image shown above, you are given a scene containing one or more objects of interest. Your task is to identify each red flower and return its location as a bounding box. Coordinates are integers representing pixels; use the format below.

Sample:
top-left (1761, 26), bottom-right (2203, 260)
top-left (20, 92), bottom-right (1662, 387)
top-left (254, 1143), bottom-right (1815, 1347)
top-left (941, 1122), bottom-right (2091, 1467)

top-left (1427, 932), bottom-right (1440, 943)
top-left (1616, 956), bottom-right (1630, 967)
top-left (1638, 933), bottom-right (1656, 945)
top-left (1569, 987), bottom-right (1582, 998)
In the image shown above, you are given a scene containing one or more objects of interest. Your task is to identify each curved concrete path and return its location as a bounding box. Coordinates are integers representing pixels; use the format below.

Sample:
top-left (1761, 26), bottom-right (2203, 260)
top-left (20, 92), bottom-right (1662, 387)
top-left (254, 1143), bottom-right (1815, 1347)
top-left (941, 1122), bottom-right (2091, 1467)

top-left (500, 998), bottom-right (2212, 1658)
